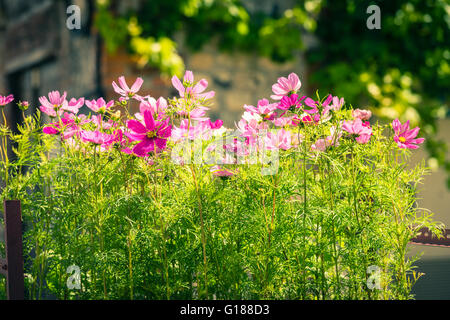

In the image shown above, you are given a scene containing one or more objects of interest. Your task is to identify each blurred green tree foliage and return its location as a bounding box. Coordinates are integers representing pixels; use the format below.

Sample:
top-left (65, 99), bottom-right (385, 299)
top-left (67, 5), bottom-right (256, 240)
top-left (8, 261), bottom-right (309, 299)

top-left (94, 0), bottom-right (449, 186)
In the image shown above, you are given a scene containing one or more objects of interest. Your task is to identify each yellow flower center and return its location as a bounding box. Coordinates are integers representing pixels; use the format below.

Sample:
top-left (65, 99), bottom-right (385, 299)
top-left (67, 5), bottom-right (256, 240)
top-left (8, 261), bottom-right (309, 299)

top-left (399, 136), bottom-right (406, 143)
top-left (147, 131), bottom-right (156, 139)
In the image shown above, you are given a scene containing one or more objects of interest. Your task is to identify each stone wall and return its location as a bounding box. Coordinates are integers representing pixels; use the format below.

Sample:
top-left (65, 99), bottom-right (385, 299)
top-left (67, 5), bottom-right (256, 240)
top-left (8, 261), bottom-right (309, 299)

top-left (100, 41), bottom-right (307, 126)
top-left (183, 43), bottom-right (306, 125)
top-left (0, 0), bottom-right (100, 121)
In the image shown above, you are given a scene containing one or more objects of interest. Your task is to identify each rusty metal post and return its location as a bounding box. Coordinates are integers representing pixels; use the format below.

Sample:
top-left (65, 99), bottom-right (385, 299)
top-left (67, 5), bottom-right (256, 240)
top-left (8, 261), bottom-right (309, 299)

top-left (3, 200), bottom-right (24, 300)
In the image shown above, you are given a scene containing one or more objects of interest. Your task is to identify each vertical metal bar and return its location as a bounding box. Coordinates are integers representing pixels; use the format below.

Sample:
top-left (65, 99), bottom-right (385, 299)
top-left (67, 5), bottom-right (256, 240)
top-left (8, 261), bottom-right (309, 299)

top-left (3, 200), bottom-right (24, 300)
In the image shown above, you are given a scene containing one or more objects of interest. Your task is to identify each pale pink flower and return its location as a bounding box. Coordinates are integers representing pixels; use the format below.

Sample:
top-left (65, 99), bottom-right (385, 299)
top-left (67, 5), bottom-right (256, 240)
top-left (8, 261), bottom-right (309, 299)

top-left (352, 109), bottom-right (372, 120)
top-left (80, 130), bottom-right (114, 146)
top-left (39, 91), bottom-right (69, 117)
top-left (272, 116), bottom-right (293, 127)
top-left (176, 106), bottom-right (209, 121)
top-left (311, 138), bottom-right (329, 152)
top-left (265, 129), bottom-right (292, 150)
top-left (311, 129), bottom-right (342, 152)
top-left (137, 96), bottom-right (167, 119)
top-left (341, 118), bottom-right (373, 144)
top-left (223, 138), bottom-right (249, 157)
top-left (244, 99), bottom-right (277, 120)
top-left (112, 76), bottom-right (143, 99)
top-left (65, 98), bottom-right (84, 115)
top-left (271, 73), bottom-right (301, 100)
top-left (171, 70), bottom-right (215, 100)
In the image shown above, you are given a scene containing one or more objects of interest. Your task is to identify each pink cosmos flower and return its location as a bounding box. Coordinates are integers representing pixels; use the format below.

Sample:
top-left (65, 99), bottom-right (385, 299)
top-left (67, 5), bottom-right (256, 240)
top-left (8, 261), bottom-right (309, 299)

top-left (352, 109), bottom-right (372, 120)
top-left (299, 113), bottom-right (320, 125)
top-left (311, 138), bottom-right (330, 152)
top-left (244, 99), bottom-right (277, 120)
top-left (330, 96), bottom-right (345, 111)
top-left (392, 119), bottom-right (425, 149)
top-left (17, 101), bottom-right (29, 110)
top-left (112, 76), bottom-right (143, 99)
top-left (90, 114), bottom-right (116, 130)
top-left (208, 119), bottom-right (223, 130)
top-left (271, 73), bottom-right (301, 100)
top-left (272, 116), bottom-right (293, 127)
top-left (80, 130), bottom-right (114, 145)
top-left (65, 98), bottom-right (84, 115)
top-left (39, 91), bottom-right (69, 117)
top-left (223, 138), bottom-right (250, 157)
top-left (170, 119), bottom-right (193, 142)
top-left (176, 106), bottom-right (209, 121)
top-left (137, 96), bottom-right (167, 119)
top-left (171, 70), bottom-right (215, 100)
top-left (237, 116), bottom-right (269, 147)
top-left (311, 128), bottom-right (342, 152)
top-left (86, 98), bottom-right (114, 114)
top-left (278, 94), bottom-right (306, 112)
top-left (0, 94), bottom-right (14, 106)
top-left (210, 165), bottom-right (236, 177)
top-left (322, 95), bottom-right (344, 118)
top-left (43, 114), bottom-right (79, 140)
top-left (341, 118), bottom-right (373, 144)
top-left (126, 110), bottom-right (172, 155)
top-left (264, 129), bottom-right (292, 150)
top-left (303, 97), bottom-right (319, 115)
top-left (109, 129), bottom-right (132, 153)
top-left (172, 118), bottom-right (222, 143)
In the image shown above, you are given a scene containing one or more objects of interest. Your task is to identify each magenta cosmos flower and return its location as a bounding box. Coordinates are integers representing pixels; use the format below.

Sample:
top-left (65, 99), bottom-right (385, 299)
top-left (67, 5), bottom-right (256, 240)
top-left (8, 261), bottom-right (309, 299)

top-left (277, 94), bottom-right (306, 112)
top-left (171, 70), bottom-right (215, 100)
top-left (0, 94), bottom-right (14, 106)
top-left (112, 76), bottom-right (143, 99)
top-left (43, 113), bottom-right (80, 140)
top-left (126, 110), bottom-right (172, 155)
top-left (342, 118), bottom-right (373, 144)
top-left (392, 119), bottom-right (425, 149)
top-left (271, 73), bottom-right (302, 100)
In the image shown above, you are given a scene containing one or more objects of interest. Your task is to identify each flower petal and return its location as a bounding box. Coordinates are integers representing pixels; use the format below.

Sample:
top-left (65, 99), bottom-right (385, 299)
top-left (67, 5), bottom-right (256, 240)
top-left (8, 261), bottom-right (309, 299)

top-left (127, 119), bottom-right (147, 134)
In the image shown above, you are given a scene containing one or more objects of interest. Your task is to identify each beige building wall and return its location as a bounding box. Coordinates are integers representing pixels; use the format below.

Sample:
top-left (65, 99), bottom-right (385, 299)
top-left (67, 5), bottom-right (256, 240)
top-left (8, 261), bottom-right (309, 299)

top-left (409, 118), bottom-right (450, 299)
top-left (411, 118), bottom-right (450, 228)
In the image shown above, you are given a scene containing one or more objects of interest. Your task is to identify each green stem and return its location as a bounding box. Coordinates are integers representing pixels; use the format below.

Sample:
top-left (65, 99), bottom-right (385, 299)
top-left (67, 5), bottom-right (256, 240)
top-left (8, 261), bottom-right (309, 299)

top-left (350, 146), bottom-right (371, 299)
top-left (190, 165), bottom-right (208, 299)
